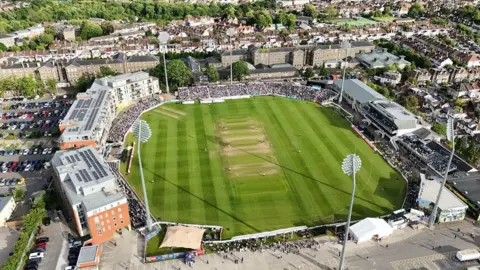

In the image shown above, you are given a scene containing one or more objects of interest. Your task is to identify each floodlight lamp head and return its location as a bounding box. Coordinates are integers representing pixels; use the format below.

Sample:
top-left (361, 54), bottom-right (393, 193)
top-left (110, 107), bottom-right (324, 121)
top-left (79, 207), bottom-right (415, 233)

top-left (158, 32), bottom-right (170, 44)
top-left (446, 117), bottom-right (454, 142)
top-left (133, 120), bottom-right (152, 143)
top-left (341, 154), bottom-right (362, 176)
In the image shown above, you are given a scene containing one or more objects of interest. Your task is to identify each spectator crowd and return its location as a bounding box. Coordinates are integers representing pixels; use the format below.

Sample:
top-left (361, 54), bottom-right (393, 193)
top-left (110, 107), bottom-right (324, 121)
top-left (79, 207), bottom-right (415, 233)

top-left (178, 83), bottom-right (336, 103)
top-left (108, 161), bottom-right (151, 229)
top-left (107, 96), bottom-right (163, 143)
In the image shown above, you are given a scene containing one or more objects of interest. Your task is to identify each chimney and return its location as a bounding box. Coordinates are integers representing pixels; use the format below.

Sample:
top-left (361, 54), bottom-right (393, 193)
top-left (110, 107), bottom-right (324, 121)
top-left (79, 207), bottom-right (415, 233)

top-left (383, 48), bottom-right (388, 53)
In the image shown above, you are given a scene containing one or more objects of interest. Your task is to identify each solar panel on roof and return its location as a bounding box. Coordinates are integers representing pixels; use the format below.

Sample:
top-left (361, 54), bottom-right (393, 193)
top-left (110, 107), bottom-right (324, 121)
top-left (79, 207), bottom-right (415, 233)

top-left (84, 108), bottom-right (99, 131)
top-left (69, 109), bottom-right (79, 120)
top-left (92, 171), bottom-right (100, 180)
top-left (65, 156), bottom-right (72, 163)
top-left (75, 99), bottom-right (84, 109)
top-left (82, 99), bottom-right (92, 108)
top-left (77, 109), bottom-right (87, 122)
top-left (75, 173), bottom-right (82, 182)
top-left (74, 154), bottom-right (81, 162)
top-left (80, 169), bottom-right (93, 182)
top-left (86, 149), bottom-right (108, 177)
top-left (79, 151), bottom-right (92, 168)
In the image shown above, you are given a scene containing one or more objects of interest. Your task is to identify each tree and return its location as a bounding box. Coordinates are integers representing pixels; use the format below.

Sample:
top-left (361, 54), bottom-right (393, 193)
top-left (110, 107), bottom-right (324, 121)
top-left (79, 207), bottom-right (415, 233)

top-left (300, 39), bottom-right (308, 45)
top-left (232, 61), bottom-right (250, 81)
top-left (304, 4), bottom-right (317, 18)
top-left (9, 45), bottom-right (20, 52)
top-left (80, 21), bottom-right (103, 40)
top-left (0, 42), bottom-right (7, 51)
top-left (404, 95), bottom-right (419, 112)
top-left (408, 3), bottom-right (424, 18)
top-left (304, 67), bottom-right (315, 78)
top-left (150, 59), bottom-right (191, 90)
top-left (75, 75), bottom-right (94, 92)
top-left (17, 77), bottom-right (37, 97)
top-left (383, 6), bottom-right (391, 16)
top-left (101, 21), bottom-right (115, 35)
top-left (206, 65), bottom-right (219, 82)
top-left (286, 13), bottom-right (296, 30)
top-left (45, 78), bottom-right (56, 94)
top-left (97, 66), bottom-right (116, 78)
top-left (324, 5), bottom-right (338, 19)
top-left (318, 66), bottom-right (329, 76)
top-left (13, 188), bottom-right (25, 201)
top-left (431, 122), bottom-right (447, 136)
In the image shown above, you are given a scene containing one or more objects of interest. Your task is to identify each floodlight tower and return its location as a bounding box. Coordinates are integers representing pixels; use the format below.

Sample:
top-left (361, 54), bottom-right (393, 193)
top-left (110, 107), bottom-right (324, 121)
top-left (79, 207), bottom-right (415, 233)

top-left (133, 119), bottom-right (154, 232)
top-left (338, 40), bottom-right (351, 105)
top-left (429, 116), bottom-right (455, 227)
top-left (339, 153), bottom-right (362, 270)
top-left (158, 31), bottom-right (170, 93)
top-left (226, 28), bottom-right (236, 85)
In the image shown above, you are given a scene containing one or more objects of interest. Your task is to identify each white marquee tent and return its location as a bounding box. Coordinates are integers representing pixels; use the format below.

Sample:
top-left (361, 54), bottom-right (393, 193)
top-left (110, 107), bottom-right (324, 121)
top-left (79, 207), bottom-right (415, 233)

top-left (349, 218), bottom-right (393, 243)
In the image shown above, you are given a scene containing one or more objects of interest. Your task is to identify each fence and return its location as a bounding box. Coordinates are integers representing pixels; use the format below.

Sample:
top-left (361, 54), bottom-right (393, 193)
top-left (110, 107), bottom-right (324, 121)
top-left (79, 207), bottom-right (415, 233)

top-left (15, 226), bottom-right (38, 270)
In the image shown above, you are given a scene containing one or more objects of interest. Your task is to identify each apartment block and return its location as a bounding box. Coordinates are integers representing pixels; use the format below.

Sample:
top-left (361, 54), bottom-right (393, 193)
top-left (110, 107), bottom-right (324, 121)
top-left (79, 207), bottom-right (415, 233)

top-left (224, 42), bottom-right (375, 68)
top-left (51, 146), bottom-right (131, 245)
top-left (59, 72), bottom-right (159, 152)
top-left (0, 53), bottom-right (159, 85)
top-left (58, 88), bottom-right (115, 151)
top-left (93, 72), bottom-right (160, 106)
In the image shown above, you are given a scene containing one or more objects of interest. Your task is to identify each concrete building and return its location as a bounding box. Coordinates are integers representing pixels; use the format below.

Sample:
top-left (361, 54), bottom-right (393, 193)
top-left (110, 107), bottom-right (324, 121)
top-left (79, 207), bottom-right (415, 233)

top-left (63, 27), bottom-right (76, 41)
top-left (58, 88), bottom-right (115, 152)
top-left (0, 34), bottom-right (15, 47)
top-left (91, 72), bottom-right (160, 106)
top-left (361, 100), bottom-right (420, 137)
top-left (246, 66), bottom-right (298, 80)
top-left (418, 174), bottom-right (467, 223)
top-left (222, 42), bottom-right (374, 68)
top-left (356, 48), bottom-right (411, 70)
top-left (51, 146), bottom-right (131, 245)
top-left (0, 196), bottom-right (15, 227)
top-left (59, 72), bottom-right (159, 151)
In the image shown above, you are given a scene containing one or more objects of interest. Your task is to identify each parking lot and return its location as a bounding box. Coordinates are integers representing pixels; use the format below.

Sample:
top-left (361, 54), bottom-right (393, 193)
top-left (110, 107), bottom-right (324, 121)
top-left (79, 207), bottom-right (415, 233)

top-left (1, 97), bottom-right (73, 139)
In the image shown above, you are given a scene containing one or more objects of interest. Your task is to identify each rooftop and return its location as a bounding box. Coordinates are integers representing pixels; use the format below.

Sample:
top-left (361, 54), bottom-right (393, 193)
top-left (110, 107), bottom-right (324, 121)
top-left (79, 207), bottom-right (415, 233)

top-left (77, 245), bottom-right (99, 264)
top-left (59, 88), bottom-right (109, 141)
top-left (418, 174), bottom-right (467, 210)
top-left (448, 172), bottom-right (480, 208)
top-left (0, 196), bottom-right (13, 213)
top-left (52, 146), bottom-right (125, 212)
top-left (370, 100), bottom-right (416, 122)
top-left (333, 79), bottom-right (386, 104)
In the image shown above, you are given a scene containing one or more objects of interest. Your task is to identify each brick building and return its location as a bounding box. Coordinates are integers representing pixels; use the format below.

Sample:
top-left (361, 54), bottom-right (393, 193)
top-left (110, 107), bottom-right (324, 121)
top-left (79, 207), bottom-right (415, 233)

top-left (51, 146), bottom-right (131, 245)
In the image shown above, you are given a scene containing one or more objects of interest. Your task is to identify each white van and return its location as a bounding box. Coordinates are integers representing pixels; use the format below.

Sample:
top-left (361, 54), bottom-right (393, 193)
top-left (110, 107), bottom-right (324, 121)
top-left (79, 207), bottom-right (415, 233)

top-left (29, 252), bottom-right (44, 259)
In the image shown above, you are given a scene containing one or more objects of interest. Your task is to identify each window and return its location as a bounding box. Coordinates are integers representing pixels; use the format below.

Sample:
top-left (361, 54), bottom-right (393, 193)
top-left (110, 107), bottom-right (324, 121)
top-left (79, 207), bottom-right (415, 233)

top-left (113, 217), bottom-right (116, 221)
top-left (118, 207), bottom-right (121, 212)
top-left (114, 223), bottom-right (117, 227)
top-left (119, 214), bottom-right (122, 219)
top-left (121, 220), bottom-right (124, 224)
top-left (98, 230), bottom-right (102, 235)
top-left (101, 221), bottom-right (104, 226)
top-left (100, 215), bottom-right (103, 220)
top-left (108, 225), bottom-right (111, 230)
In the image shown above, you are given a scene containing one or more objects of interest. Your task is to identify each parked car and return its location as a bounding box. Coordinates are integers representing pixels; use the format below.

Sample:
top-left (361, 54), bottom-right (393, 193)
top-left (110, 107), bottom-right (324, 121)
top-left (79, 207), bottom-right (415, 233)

top-left (35, 237), bottom-right (49, 243)
top-left (28, 252), bottom-right (44, 259)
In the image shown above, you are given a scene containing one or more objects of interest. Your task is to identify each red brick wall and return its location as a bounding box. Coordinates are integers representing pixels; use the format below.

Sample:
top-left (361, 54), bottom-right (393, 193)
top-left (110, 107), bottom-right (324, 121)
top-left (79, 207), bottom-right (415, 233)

top-left (86, 203), bottom-right (131, 245)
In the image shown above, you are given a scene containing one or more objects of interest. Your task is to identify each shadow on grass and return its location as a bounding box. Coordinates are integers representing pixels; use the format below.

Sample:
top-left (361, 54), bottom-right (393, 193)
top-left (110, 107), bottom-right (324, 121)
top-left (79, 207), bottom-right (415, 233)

top-left (318, 107), bottom-right (351, 131)
top-left (226, 145), bottom-right (393, 214)
top-left (374, 172), bottom-right (407, 207)
top-left (143, 167), bottom-right (260, 234)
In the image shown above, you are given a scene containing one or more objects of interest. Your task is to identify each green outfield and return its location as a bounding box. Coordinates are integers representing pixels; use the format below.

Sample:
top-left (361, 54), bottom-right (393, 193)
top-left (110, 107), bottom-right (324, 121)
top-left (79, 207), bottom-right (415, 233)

top-left (121, 97), bottom-right (406, 249)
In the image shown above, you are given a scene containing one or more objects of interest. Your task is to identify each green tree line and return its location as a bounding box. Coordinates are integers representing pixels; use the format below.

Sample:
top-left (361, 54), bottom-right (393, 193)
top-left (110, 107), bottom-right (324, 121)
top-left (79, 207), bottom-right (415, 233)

top-left (0, 0), bottom-right (279, 34)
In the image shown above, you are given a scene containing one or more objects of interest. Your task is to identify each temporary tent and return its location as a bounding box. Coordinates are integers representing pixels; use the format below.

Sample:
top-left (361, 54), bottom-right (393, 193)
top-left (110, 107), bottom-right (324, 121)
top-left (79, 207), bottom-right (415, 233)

top-left (349, 218), bottom-right (393, 243)
top-left (160, 226), bottom-right (206, 250)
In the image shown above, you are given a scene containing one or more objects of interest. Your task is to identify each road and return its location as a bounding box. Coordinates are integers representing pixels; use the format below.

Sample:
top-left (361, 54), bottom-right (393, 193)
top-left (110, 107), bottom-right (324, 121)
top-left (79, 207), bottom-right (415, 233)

top-left (114, 221), bottom-right (480, 270)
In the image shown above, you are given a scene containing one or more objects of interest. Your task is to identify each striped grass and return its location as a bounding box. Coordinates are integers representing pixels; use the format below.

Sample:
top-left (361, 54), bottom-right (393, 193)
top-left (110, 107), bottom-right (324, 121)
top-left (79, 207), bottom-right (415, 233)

top-left (121, 97), bottom-right (406, 255)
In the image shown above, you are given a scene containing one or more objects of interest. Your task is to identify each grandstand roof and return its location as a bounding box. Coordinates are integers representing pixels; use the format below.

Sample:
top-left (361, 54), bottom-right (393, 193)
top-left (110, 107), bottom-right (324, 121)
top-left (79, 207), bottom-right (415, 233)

top-left (448, 172), bottom-right (480, 208)
top-left (418, 174), bottom-right (467, 211)
top-left (333, 79), bottom-right (386, 104)
top-left (427, 141), bottom-right (474, 173)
